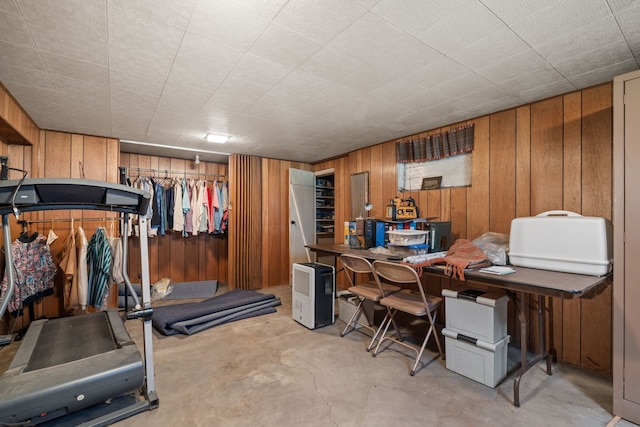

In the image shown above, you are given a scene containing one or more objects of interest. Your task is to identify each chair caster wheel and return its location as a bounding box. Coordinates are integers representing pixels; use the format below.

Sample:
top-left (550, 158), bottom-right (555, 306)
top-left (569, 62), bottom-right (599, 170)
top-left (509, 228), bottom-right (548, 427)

top-left (410, 371), bottom-right (415, 376)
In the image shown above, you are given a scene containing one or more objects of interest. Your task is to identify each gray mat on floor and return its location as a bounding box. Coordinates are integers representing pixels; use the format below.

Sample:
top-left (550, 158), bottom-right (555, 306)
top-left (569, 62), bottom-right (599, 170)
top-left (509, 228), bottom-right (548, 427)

top-left (151, 289), bottom-right (281, 336)
top-left (118, 281), bottom-right (218, 308)
top-left (163, 280), bottom-right (218, 300)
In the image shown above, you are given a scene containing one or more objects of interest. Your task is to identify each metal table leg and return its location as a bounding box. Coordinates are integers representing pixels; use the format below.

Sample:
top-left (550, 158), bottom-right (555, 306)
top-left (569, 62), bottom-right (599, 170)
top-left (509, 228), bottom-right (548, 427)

top-left (512, 292), bottom-right (553, 407)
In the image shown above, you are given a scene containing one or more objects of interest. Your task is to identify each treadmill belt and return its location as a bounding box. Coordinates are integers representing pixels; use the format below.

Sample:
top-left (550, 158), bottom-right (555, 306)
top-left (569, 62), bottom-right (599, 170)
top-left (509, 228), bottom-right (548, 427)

top-left (25, 312), bottom-right (117, 372)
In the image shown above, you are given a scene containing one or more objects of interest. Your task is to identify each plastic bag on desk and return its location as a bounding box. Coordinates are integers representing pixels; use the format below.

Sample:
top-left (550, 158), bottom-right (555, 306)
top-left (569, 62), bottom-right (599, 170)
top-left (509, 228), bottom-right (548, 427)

top-left (472, 232), bottom-right (509, 265)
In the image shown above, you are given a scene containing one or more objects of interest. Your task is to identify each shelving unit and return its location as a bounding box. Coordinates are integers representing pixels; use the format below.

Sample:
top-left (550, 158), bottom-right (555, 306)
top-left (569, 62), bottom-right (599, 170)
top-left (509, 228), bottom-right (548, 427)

top-left (315, 171), bottom-right (335, 266)
top-left (315, 174), bottom-right (335, 239)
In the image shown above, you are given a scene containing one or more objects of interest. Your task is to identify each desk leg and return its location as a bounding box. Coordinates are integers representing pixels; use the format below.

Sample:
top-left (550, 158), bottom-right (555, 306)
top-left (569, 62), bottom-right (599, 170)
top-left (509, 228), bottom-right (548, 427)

top-left (512, 292), bottom-right (553, 407)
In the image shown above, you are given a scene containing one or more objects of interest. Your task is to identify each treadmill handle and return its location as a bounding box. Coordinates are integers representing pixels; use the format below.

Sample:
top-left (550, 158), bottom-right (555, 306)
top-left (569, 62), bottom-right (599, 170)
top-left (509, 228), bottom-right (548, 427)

top-left (126, 308), bottom-right (154, 320)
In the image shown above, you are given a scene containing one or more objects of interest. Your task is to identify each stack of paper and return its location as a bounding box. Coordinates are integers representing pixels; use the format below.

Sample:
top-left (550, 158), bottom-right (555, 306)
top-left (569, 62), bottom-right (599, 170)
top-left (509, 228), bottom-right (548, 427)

top-left (478, 266), bottom-right (517, 275)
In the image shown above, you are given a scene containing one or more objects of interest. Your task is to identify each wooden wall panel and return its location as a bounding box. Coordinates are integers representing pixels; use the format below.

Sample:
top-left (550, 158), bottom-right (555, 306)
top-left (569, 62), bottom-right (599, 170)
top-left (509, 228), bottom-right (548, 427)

top-left (312, 83), bottom-right (614, 374)
top-left (0, 82), bottom-right (38, 145)
top-left (489, 110), bottom-right (516, 234)
top-left (579, 84), bottom-right (612, 374)
top-left (229, 154), bottom-right (262, 290)
top-left (466, 116), bottom-right (490, 239)
top-left (561, 91), bottom-right (583, 365)
top-left (530, 97), bottom-right (564, 213)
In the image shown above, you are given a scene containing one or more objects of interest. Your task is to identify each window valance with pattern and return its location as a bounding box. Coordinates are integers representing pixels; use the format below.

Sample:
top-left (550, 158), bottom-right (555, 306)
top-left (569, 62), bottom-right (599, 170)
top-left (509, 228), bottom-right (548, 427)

top-left (396, 124), bottom-right (474, 163)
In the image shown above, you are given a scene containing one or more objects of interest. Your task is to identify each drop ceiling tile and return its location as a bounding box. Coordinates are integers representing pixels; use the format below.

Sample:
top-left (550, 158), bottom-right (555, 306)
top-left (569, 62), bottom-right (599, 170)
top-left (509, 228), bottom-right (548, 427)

top-left (511, 79), bottom-right (576, 103)
top-left (41, 52), bottom-right (108, 84)
top-left (476, 49), bottom-right (564, 90)
top-left (249, 23), bottom-right (323, 68)
top-left (65, 100), bottom-right (111, 136)
top-left (1, 82), bottom-right (69, 128)
top-left (21, 0), bottom-right (108, 65)
top-left (266, 69), bottom-right (334, 100)
top-left (402, 55), bottom-right (469, 89)
top-left (107, 0), bottom-right (196, 29)
top-left (155, 81), bottom-right (213, 116)
top-left (0, 0), bottom-right (19, 13)
top-left (449, 27), bottom-right (530, 70)
top-left (147, 110), bottom-right (196, 137)
top-left (243, 94), bottom-right (319, 122)
top-left (50, 73), bottom-right (110, 99)
top-left (0, 41), bottom-right (44, 70)
top-left (327, 12), bottom-right (443, 77)
top-left (230, 0), bottom-right (288, 19)
top-left (107, 4), bottom-right (183, 57)
top-left (227, 53), bottom-right (291, 88)
top-left (0, 8), bottom-right (33, 45)
top-left (299, 46), bottom-right (396, 92)
top-left (110, 88), bottom-right (157, 118)
top-left (203, 75), bottom-right (270, 114)
top-left (609, 0), bottom-right (640, 62)
top-left (480, 0), bottom-right (557, 26)
top-left (535, 15), bottom-right (628, 64)
top-left (224, 114), bottom-right (288, 139)
top-left (167, 33), bottom-right (243, 92)
top-left (566, 58), bottom-right (638, 89)
top-left (511, 0), bottom-right (613, 49)
top-left (188, 0), bottom-right (270, 51)
top-left (108, 63), bottom-right (167, 98)
top-left (352, 0), bottom-right (381, 9)
top-left (372, 0), bottom-right (472, 37)
top-left (274, 0), bottom-right (366, 44)
top-left (0, 64), bottom-right (52, 89)
top-left (416, 1), bottom-right (507, 55)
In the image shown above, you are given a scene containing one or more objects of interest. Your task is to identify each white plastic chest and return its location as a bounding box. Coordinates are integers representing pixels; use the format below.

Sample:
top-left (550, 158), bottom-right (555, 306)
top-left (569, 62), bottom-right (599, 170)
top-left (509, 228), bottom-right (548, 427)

top-left (509, 210), bottom-right (612, 276)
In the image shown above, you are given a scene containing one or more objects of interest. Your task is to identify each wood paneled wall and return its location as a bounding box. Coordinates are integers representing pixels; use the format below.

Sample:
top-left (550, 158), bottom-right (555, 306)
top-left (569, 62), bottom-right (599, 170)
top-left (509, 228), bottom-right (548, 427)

top-left (312, 83), bottom-right (613, 374)
top-left (259, 158), bottom-right (312, 287)
top-left (0, 82), bottom-right (38, 146)
top-left (228, 154), bottom-right (263, 290)
top-left (119, 153), bottom-right (228, 285)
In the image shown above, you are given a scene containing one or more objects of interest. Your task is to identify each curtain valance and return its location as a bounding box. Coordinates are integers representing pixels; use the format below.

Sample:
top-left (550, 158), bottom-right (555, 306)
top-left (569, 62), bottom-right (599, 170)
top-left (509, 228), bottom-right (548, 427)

top-left (396, 124), bottom-right (474, 163)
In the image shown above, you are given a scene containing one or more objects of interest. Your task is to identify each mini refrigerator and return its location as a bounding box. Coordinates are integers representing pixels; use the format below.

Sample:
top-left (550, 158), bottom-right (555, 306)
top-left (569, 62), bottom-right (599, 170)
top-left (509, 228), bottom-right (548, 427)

top-left (292, 263), bottom-right (335, 329)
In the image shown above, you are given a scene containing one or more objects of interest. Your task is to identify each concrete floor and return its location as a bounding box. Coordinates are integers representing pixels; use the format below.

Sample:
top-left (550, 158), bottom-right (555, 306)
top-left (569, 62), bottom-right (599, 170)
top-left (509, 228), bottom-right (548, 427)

top-left (0, 284), bottom-right (636, 427)
top-left (113, 284), bottom-right (635, 427)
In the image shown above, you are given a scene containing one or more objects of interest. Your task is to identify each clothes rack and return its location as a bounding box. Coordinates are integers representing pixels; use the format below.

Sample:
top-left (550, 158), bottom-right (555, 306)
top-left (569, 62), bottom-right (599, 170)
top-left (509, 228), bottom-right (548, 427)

top-left (119, 165), bottom-right (226, 181)
top-left (18, 217), bottom-right (122, 225)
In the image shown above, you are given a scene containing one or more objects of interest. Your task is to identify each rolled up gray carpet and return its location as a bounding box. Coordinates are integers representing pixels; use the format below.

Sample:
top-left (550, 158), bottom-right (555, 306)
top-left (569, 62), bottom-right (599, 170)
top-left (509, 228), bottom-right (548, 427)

top-left (151, 289), bottom-right (281, 336)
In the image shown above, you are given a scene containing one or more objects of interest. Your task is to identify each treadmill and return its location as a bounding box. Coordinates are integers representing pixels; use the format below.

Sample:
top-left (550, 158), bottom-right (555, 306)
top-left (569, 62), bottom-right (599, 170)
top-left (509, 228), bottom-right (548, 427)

top-left (0, 175), bottom-right (158, 425)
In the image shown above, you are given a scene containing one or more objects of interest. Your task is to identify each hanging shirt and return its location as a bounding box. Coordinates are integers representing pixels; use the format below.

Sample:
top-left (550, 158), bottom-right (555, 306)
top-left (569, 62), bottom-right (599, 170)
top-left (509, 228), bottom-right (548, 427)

top-left (109, 236), bottom-right (124, 286)
top-left (191, 179), bottom-right (203, 235)
top-left (198, 180), bottom-right (209, 233)
top-left (165, 185), bottom-right (174, 230)
top-left (87, 227), bottom-right (112, 308)
top-left (206, 184), bottom-right (215, 233)
top-left (58, 228), bottom-right (77, 311)
top-left (213, 181), bottom-right (224, 232)
top-left (172, 179), bottom-right (184, 232)
top-left (0, 233), bottom-right (56, 315)
top-left (75, 226), bottom-right (89, 310)
top-left (182, 179), bottom-right (191, 237)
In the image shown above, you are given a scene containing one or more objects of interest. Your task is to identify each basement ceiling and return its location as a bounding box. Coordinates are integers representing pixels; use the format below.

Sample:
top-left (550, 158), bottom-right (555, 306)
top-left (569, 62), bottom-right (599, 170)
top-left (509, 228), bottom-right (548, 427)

top-left (1, 0), bottom-right (639, 164)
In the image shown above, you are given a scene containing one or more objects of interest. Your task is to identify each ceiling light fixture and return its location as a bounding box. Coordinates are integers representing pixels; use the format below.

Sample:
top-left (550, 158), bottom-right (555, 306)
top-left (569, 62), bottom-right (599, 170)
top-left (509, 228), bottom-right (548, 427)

top-left (194, 155), bottom-right (200, 165)
top-left (205, 133), bottom-right (228, 144)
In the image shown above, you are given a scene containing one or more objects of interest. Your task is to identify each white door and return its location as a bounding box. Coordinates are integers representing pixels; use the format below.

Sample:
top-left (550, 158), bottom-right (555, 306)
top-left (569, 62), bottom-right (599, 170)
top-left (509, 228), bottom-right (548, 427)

top-left (289, 168), bottom-right (315, 269)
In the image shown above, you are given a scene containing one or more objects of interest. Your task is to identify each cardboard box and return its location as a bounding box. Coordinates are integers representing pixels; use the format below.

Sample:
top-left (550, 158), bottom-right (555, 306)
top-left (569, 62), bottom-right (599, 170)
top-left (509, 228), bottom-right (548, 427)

top-left (338, 292), bottom-right (374, 329)
top-left (442, 328), bottom-right (510, 388)
top-left (442, 289), bottom-right (508, 343)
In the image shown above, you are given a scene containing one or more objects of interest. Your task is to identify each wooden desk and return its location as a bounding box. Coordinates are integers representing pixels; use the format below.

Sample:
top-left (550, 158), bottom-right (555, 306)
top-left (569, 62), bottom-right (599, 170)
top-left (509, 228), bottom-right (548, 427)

top-left (307, 243), bottom-right (612, 406)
